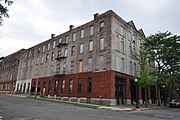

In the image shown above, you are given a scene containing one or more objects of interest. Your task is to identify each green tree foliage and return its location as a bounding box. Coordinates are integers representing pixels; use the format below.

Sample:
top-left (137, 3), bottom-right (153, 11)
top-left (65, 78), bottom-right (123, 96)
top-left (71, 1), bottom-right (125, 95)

top-left (145, 31), bottom-right (180, 99)
top-left (0, 0), bottom-right (13, 25)
top-left (133, 44), bottom-right (154, 107)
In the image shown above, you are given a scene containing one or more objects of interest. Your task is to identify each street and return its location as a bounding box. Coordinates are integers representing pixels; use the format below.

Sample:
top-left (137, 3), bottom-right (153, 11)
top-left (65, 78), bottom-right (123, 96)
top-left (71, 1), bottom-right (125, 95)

top-left (0, 95), bottom-right (180, 120)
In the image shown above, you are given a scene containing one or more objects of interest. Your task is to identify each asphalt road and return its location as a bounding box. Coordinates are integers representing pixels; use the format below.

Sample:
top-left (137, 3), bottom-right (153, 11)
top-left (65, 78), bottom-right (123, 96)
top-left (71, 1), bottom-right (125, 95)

top-left (0, 95), bottom-right (180, 120)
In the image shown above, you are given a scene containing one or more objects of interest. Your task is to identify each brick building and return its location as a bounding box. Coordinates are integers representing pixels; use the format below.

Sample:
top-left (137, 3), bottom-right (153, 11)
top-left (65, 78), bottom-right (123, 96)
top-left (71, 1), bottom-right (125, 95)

top-left (0, 49), bottom-right (24, 93)
top-left (12, 10), bottom-right (157, 105)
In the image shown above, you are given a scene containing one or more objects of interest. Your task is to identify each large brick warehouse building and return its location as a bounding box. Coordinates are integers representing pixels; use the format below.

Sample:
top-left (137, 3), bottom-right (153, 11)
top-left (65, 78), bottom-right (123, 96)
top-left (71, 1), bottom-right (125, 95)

top-left (0, 10), bottom-right (158, 105)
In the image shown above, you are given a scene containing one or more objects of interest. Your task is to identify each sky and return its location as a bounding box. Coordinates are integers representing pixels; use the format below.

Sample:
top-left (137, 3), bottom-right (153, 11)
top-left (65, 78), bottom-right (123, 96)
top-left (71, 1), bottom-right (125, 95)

top-left (0, 0), bottom-right (180, 57)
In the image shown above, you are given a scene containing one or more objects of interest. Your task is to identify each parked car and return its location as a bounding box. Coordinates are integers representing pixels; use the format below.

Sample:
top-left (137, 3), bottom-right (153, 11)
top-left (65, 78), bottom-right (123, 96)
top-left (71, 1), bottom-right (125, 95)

top-left (169, 100), bottom-right (180, 107)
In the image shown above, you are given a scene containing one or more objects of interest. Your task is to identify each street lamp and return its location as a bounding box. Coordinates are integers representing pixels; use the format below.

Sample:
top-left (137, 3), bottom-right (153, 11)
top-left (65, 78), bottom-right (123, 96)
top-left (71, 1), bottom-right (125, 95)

top-left (135, 78), bottom-right (139, 108)
top-left (162, 85), bottom-right (166, 106)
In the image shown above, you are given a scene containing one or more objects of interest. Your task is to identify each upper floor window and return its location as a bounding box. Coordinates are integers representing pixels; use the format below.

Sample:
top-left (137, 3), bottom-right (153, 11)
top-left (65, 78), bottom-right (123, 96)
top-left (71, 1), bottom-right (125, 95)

top-left (41, 56), bottom-right (44, 63)
top-left (129, 43), bottom-right (132, 56)
top-left (89, 25), bottom-right (94, 36)
top-left (51, 52), bottom-right (55, 61)
top-left (121, 38), bottom-right (125, 53)
top-left (128, 31), bottom-right (132, 41)
top-left (65, 35), bottom-right (68, 43)
top-left (72, 32), bottom-right (76, 42)
top-left (58, 50), bottom-right (61, 57)
top-left (42, 45), bottom-right (45, 52)
top-left (46, 54), bottom-right (49, 62)
top-left (99, 56), bottom-right (104, 71)
top-left (134, 63), bottom-right (137, 75)
top-left (80, 29), bottom-right (84, 39)
top-left (47, 43), bottom-right (50, 50)
top-left (80, 44), bottom-right (84, 54)
top-left (87, 58), bottom-right (93, 71)
top-left (53, 41), bottom-right (56, 49)
top-left (59, 38), bottom-right (62, 43)
top-left (63, 62), bottom-right (66, 74)
top-left (78, 60), bottom-right (83, 73)
top-left (64, 48), bottom-right (68, 57)
top-left (70, 61), bottom-right (74, 73)
top-left (89, 40), bottom-right (93, 51)
top-left (71, 46), bottom-right (75, 56)
top-left (100, 21), bottom-right (104, 28)
top-left (120, 26), bottom-right (124, 36)
top-left (99, 37), bottom-right (105, 50)
top-left (121, 58), bottom-right (125, 72)
top-left (130, 61), bottom-right (133, 74)
top-left (50, 65), bottom-right (54, 75)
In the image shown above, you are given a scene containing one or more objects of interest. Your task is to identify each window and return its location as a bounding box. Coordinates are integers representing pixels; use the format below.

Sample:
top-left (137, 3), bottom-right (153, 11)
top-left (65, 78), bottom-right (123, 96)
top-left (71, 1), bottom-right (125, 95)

top-left (116, 35), bottom-right (120, 51)
top-left (130, 61), bottom-right (133, 74)
top-left (41, 55), bottom-right (44, 63)
top-left (87, 58), bottom-right (93, 71)
top-left (48, 80), bottom-right (51, 94)
top-left (72, 32), bottom-right (76, 42)
top-left (78, 60), bottom-right (83, 73)
top-left (87, 77), bottom-right (92, 93)
top-left (120, 26), bottom-right (124, 36)
top-left (70, 61), bottom-right (74, 73)
top-left (51, 52), bottom-right (55, 61)
top-left (53, 41), bottom-right (56, 49)
top-left (64, 48), bottom-right (68, 57)
top-left (128, 31), bottom-right (132, 41)
top-left (36, 57), bottom-right (39, 64)
top-left (59, 38), bottom-right (62, 43)
top-left (80, 44), bottom-right (84, 54)
top-left (65, 35), bottom-right (68, 43)
top-left (54, 80), bottom-right (59, 95)
top-left (58, 50), bottom-right (61, 57)
top-left (133, 45), bottom-right (136, 53)
top-left (63, 62), bottom-right (66, 74)
top-left (77, 78), bottom-right (82, 93)
top-left (61, 80), bottom-right (65, 93)
top-left (121, 38), bottom-right (125, 53)
top-left (50, 65), bottom-right (54, 75)
top-left (89, 40), bottom-right (93, 51)
top-left (99, 56), bottom-right (104, 71)
top-left (69, 79), bottom-right (73, 93)
top-left (42, 45), bottom-right (45, 52)
top-left (56, 64), bottom-right (60, 74)
top-left (71, 46), bottom-right (75, 56)
top-left (89, 25), bottom-right (94, 36)
top-left (46, 54), bottom-right (49, 62)
top-left (44, 66), bottom-right (48, 76)
top-left (129, 43), bottom-right (132, 56)
top-left (80, 29), bottom-right (84, 39)
top-left (100, 21), bottom-right (104, 28)
top-left (47, 43), bottom-right (50, 50)
top-left (121, 58), bottom-right (125, 72)
top-left (99, 37), bottom-right (105, 50)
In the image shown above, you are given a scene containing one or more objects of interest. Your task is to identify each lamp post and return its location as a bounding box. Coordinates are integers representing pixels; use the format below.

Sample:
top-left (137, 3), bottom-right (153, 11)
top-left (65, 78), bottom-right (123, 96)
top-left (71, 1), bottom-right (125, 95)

top-left (162, 85), bottom-right (166, 106)
top-left (135, 78), bottom-right (139, 108)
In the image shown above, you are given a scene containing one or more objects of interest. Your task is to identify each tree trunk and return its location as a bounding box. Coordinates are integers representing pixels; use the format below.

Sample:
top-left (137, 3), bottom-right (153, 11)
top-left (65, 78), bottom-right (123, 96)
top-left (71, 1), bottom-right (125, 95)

top-left (145, 87), bottom-right (148, 108)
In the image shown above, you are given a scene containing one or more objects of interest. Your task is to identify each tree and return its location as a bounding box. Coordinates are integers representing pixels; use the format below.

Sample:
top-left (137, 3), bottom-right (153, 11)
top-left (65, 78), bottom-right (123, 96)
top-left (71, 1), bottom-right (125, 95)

top-left (133, 44), bottom-right (154, 107)
top-left (145, 32), bottom-right (180, 101)
top-left (0, 0), bottom-right (13, 26)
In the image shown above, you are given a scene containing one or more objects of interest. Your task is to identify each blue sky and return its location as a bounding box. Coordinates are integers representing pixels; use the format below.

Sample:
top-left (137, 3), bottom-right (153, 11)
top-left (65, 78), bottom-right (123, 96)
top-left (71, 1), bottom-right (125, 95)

top-left (0, 0), bottom-right (180, 57)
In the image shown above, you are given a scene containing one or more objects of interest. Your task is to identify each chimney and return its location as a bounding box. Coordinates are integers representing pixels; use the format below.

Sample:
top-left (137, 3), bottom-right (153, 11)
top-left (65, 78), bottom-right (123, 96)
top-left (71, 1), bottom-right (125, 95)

top-left (69, 25), bottom-right (74, 31)
top-left (51, 34), bottom-right (55, 39)
top-left (94, 13), bottom-right (99, 19)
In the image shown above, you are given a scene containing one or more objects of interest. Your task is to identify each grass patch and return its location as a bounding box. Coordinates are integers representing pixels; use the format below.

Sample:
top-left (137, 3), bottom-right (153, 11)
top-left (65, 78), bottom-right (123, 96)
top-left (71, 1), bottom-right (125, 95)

top-left (26, 96), bottom-right (102, 109)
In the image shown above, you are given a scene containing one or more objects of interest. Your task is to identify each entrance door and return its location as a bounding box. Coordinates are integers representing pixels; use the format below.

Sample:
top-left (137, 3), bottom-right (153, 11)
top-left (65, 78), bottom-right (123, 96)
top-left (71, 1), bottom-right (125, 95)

top-left (115, 77), bottom-right (126, 105)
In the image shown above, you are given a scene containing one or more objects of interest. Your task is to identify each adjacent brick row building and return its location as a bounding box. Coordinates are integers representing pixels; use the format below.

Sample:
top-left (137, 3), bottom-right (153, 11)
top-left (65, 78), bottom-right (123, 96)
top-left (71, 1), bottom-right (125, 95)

top-left (0, 10), bottom-right (158, 105)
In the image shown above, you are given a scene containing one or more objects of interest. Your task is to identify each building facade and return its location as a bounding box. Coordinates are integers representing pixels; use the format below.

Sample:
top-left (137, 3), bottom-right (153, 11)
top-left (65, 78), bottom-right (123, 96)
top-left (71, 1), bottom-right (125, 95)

top-left (0, 49), bottom-right (24, 93)
top-left (2, 10), bottom-right (157, 105)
